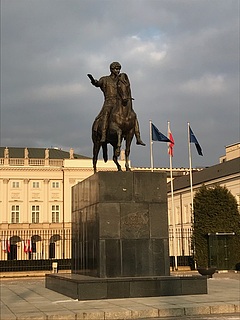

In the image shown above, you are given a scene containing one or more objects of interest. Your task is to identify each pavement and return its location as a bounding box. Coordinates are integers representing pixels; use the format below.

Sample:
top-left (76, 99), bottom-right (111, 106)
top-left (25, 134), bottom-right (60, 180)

top-left (0, 271), bottom-right (239, 320)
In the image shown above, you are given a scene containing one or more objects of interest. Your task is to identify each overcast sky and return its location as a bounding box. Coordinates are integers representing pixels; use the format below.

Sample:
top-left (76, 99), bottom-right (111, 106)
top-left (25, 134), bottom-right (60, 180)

top-left (1, 0), bottom-right (239, 168)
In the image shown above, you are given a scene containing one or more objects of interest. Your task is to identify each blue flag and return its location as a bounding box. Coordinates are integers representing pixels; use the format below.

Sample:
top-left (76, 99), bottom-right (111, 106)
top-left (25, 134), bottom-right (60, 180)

top-left (151, 123), bottom-right (172, 142)
top-left (189, 126), bottom-right (203, 156)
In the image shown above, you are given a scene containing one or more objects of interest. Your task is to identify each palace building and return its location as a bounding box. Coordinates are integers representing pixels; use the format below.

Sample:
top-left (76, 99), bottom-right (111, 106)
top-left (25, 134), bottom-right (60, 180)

top-left (0, 147), bottom-right (126, 262)
top-left (0, 143), bottom-right (239, 270)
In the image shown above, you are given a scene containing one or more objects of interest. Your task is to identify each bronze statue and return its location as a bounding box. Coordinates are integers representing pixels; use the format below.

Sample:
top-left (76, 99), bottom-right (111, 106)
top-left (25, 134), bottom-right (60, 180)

top-left (88, 62), bottom-right (145, 172)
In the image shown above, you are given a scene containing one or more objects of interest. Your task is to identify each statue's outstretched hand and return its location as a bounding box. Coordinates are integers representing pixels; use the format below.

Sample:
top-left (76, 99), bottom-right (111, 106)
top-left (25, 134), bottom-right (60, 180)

top-left (87, 74), bottom-right (97, 85)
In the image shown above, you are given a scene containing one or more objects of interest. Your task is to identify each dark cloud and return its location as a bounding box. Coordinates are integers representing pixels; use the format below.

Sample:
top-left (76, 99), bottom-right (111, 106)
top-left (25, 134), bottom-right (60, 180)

top-left (1, 0), bottom-right (239, 168)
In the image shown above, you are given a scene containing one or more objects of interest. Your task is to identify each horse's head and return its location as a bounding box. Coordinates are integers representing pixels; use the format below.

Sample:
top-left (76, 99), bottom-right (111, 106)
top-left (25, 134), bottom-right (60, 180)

top-left (117, 73), bottom-right (132, 106)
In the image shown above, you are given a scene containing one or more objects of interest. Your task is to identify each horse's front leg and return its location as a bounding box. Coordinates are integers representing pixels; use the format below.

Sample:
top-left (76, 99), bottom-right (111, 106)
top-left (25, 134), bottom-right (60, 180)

top-left (113, 150), bottom-right (122, 171)
top-left (125, 131), bottom-right (134, 171)
top-left (115, 129), bottom-right (122, 156)
top-left (93, 141), bottom-right (101, 173)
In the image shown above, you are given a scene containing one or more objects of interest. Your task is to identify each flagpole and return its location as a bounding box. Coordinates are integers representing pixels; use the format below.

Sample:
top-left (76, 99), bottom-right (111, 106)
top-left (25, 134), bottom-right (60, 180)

top-left (187, 122), bottom-right (194, 217)
top-left (168, 121), bottom-right (178, 271)
top-left (149, 120), bottom-right (154, 172)
top-left (188, 122), bottom-right (196, 268)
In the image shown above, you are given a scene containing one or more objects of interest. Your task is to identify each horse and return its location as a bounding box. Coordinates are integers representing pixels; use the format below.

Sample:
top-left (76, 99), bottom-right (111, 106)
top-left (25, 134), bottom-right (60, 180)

top-left (92, 73), bottom-right (136, 173)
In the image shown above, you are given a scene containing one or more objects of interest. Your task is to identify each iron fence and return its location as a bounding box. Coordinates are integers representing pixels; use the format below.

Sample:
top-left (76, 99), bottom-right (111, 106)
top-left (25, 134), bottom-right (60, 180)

top-left (0, 258), bottom-right (71, 272)
top-left (0, 228), bottom-right (71, 262)
top-left (1, 228), bottom-right (195, 272)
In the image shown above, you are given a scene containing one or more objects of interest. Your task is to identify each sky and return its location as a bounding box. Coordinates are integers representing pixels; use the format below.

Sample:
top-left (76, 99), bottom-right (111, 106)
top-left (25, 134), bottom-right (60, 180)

top-left (1, 0), bottom-right (239, 169)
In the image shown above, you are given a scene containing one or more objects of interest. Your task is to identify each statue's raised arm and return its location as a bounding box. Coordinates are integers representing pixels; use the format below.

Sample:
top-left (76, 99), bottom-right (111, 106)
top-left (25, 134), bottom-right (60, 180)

top-left (87, 74), bottom-right (98, 87)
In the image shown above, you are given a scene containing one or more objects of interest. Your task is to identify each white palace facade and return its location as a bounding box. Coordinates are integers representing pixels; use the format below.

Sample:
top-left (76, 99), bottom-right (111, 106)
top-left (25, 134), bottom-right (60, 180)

top-left (0, 147), bottom-right (128, 262)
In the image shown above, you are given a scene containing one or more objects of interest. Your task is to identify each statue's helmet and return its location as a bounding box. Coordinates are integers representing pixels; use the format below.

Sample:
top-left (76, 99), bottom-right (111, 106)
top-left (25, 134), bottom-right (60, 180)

top-left (110, 62), bottom-right (121, 71)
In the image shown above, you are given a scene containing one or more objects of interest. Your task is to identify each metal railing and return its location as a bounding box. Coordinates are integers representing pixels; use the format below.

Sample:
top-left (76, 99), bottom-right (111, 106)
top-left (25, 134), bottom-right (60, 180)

top-left (0, 227), bottom-right (195, 272)
top-left (0, 229), bottom-right (71, 263)
top-left (0, 258), bottom-right (71, 272)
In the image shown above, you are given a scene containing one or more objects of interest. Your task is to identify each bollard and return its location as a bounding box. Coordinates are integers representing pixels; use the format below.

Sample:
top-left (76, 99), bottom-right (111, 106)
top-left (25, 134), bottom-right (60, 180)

top-left (52, 262), bottom-right (58, 273)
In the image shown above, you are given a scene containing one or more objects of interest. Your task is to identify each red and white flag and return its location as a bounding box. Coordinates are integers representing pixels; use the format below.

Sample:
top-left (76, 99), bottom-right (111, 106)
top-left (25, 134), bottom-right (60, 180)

top-left (168, 126), bottom-right (175, 157)
top-left (23, 240), bottom-right (32, 253)
top-left (23, 241), bottom-right (28, 253)
top-left (28, 239), bottom-right (32, 253)
top-left (7, 239), bottom-right (11, 253)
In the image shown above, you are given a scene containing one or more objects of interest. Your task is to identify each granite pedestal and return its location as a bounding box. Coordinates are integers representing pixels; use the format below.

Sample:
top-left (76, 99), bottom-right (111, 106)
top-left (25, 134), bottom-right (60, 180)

top-left (46, 172), bottom-right (207, 299)
top-left (72, 171), bottom-right (170, 278)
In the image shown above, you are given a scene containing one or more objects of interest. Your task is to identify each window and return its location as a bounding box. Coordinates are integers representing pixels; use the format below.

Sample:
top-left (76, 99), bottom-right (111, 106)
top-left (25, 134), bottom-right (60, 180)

top-left (168, 208), bottom-right (172, 225)
top-left (52, 181), bottom-right (60, 188)
top-left (175, 206), bottom-right (180, 224)
top-left (12, 181), bottom-right (19, 188)
top-left (32, 181), bottom-right (40, 188)
top-left (183, 205), bottom-right (189, 223)
top-left (32, 205), bottom-right (40, 223)
top-left (11, 205), bottom-right (20, 223)
top-left (49, 243), bottom-right (55, 259)
top-left (52, 205), bottom-right (60, 223)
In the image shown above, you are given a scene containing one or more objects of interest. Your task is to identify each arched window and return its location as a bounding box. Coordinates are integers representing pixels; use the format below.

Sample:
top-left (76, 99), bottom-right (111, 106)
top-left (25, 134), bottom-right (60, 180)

top-left (8, 236), bottom-right (21, 260)
top-left (49, 234), bottom-right (61, 259)
top-left (30, 235), bottom-right (42, 259)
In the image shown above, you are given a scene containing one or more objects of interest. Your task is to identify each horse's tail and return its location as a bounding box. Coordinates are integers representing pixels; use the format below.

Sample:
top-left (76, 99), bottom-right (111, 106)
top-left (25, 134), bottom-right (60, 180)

top-left (102, 143), bottom-right (108, 162)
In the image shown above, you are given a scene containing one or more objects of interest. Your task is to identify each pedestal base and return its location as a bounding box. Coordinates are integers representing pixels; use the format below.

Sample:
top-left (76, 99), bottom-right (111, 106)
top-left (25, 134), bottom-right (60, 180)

top-left (72, 172), bottom-right (170, 278)
top-left (45, 273), bottom-right (207, 300)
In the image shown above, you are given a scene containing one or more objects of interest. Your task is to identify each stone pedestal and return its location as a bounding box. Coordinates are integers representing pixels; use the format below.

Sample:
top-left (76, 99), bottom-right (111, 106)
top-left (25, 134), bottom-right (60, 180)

top-left (46, 171), bottom-right (207, 299)
top-left (71, 171), bottom-right (170, 278)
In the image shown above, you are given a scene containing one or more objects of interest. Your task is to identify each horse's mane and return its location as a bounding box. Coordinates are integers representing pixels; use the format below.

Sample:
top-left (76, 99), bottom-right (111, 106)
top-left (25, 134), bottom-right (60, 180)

top-left (118, 73), bottom-right (130, 87)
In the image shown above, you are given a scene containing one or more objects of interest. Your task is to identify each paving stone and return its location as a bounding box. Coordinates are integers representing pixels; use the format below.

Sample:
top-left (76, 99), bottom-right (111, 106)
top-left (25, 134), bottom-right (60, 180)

top-left (45, 311), bottom-right (76, 319)
top-left (15, 313), bottom-right (46, 320)
top-left (76, 310), bottom-right (105, 319)
top-left (235, 304), bottom-right (240, 312)
top-left (184, 305), bottom-right (211, 315)
top-left (158, 307), bottom-right (184, 317)
top-left (130, 307), bottom-right (159, 319)
top-left (210, 303), bottom-right (236, 314)
top-left (104, 309), bottom-right (132, 319)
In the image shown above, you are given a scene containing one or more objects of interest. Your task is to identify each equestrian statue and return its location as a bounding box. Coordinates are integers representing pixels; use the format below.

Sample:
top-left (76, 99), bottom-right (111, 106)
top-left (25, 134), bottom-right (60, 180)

top-left (88, 62), bottom-right (145, 172)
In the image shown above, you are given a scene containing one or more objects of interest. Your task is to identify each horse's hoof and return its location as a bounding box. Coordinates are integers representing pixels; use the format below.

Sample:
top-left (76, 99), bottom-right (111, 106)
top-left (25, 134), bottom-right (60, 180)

top-left (136, 140), bottom-right (146, 146)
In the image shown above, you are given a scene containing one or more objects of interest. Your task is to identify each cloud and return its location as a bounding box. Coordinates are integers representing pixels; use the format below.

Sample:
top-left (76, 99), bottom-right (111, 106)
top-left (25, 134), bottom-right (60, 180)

top-left (29, 83), bottom-right (87, 102)
top-left (129, 35), bottom-right (168, 62)
top-left (1, 0), bottom-right (239, 169)
top-left (179, 74), bottom-right (226, 95)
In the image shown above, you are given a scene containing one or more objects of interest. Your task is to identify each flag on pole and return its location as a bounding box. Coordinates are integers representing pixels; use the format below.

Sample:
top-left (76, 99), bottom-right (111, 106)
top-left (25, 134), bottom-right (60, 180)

top-left (7, 239), bottom-right (10, 253)
top-left (168, 125), bottom-right (175, 157)
top-left (189, 126), bottom-right (203, 156)
top-left (167, 121), bottom-right (178, 270)
top-left (23, 240), bottom-right (28, 253)
top-left (151, 123), bottom-right (172, 142)
top-left (27, 239), bottom-right (32, 253)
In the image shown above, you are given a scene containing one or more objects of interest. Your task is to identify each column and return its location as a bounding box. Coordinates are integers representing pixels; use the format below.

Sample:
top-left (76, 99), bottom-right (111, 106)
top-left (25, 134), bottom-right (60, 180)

top-left (23, 179), bottom-right (29, 223)
top-left (43, 179), bottom-right (49, 222)
top-left (2, 179), bottom-right (9, 223)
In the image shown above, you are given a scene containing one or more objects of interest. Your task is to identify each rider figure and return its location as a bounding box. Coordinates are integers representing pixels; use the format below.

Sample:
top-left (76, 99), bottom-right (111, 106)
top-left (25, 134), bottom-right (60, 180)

top-left (89, 62), bottom-right (145, 145)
